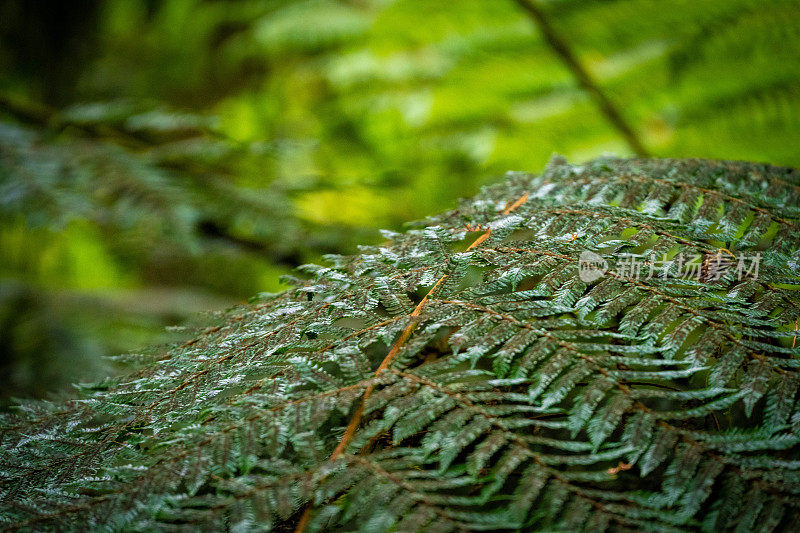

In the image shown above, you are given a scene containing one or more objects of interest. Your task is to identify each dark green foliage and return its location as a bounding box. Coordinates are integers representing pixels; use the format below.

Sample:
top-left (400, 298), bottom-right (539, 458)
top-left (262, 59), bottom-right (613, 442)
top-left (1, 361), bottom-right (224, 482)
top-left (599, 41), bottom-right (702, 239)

top-left (2, 156), bottom-right (800, 531)
top-left (0, 105), bottom-right (311, 276)
top-left (4, 0), bottom-right (800, 402)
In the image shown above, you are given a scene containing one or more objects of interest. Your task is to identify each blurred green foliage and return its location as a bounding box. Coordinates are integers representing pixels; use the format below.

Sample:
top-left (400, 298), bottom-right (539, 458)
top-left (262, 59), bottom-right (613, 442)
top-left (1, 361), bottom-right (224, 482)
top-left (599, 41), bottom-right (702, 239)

top-left (0, 0), bottom-right (799, 403)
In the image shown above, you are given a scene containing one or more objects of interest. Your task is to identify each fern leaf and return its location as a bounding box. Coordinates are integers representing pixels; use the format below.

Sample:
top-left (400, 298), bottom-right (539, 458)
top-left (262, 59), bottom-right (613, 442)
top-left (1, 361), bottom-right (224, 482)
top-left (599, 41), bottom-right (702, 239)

top-left (2, 157), bottom-right (800, 531)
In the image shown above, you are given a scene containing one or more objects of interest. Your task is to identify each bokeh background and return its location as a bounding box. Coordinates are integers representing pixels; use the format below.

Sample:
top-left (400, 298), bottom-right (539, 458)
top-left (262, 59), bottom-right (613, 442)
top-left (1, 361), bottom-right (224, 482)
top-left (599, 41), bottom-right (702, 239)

top-left (1, 0), bottom-right (799, 405)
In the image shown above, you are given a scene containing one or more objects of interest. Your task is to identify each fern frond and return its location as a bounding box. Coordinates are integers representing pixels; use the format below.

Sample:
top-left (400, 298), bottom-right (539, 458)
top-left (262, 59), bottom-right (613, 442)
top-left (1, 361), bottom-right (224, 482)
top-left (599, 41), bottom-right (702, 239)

top-left (2, 156), bottom-right (800, 531)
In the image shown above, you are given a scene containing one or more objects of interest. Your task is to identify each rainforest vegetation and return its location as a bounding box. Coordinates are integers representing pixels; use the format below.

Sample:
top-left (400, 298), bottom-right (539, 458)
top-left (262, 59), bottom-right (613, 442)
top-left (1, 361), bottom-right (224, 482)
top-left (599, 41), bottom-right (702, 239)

top-left (1, 0), bottom-right (798, 401)
top-left (1, 1), bottom-right (800, 531)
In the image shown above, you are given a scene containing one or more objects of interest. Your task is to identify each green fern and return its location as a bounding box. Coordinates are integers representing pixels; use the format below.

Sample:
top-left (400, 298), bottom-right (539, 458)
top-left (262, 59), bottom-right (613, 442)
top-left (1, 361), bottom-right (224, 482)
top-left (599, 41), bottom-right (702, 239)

top-left (2, 156), bottom-right (800, 531)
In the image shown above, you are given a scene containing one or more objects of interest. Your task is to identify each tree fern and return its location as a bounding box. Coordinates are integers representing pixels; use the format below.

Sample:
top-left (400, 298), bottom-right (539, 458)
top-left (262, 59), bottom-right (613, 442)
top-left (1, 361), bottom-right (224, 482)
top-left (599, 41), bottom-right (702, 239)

top-left (2, 156), bottom-right (800, 531)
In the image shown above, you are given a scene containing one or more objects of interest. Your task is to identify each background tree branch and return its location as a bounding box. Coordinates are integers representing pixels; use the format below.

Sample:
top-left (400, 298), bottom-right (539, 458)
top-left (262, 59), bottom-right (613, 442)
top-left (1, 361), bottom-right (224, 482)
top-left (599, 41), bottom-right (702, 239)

top-left (513, 0), bottom-right (650, 157)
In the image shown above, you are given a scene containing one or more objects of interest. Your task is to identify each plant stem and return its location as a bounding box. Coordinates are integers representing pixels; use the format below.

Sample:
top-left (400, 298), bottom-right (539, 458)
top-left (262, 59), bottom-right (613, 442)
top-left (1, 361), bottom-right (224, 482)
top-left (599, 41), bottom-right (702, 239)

top-left (513, 0), bottom-right (650, 157)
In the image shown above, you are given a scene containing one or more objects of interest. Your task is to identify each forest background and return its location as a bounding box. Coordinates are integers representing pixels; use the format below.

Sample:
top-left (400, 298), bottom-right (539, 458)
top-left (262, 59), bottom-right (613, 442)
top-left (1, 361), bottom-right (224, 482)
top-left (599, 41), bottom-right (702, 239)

top-left (1, 0), bottom-right (798, 405)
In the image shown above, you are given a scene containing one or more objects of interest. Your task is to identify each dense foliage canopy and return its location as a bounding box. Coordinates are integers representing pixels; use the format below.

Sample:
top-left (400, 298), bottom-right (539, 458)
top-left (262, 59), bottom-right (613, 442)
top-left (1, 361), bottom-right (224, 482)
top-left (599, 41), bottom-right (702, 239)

top-left (2, 157), bottom-right (799, 531)
top-left (2, 0), bottom-right (800, 401)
